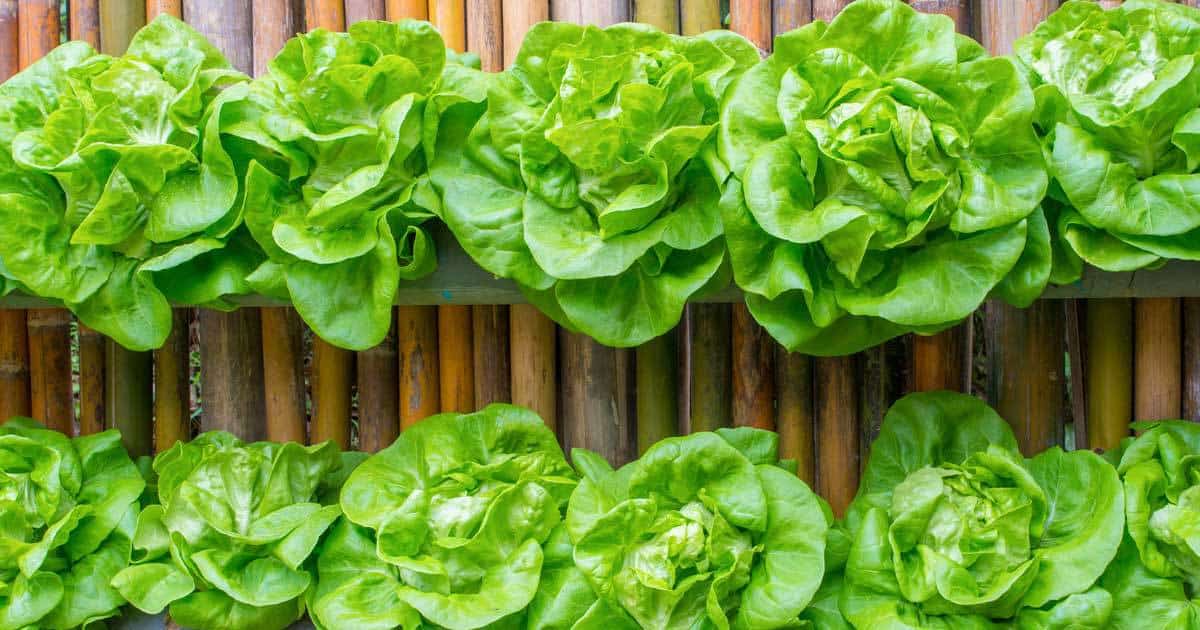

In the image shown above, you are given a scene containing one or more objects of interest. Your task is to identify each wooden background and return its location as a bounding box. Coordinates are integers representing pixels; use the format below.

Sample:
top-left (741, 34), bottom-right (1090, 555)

top-left (0, 0), bottom-right (1197, 517)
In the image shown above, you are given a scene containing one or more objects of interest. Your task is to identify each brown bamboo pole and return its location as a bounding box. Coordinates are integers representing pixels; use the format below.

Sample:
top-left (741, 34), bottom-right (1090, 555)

top-left (502, 1), bottom-right (545, 66)
top-left (732, 306), bottom-right (774, 431)
top-left (681, 0), bottom-right (720, 33)
top-left (776, 348), bottom-right (815, 485)
top-left (0, 5), bottom-right (27, 424)
top-left (305, 0), bottom-right (343, 33)
top-left (154, 311), bottom-right (191, 451)
top-left (77, 325), bottom-right (104, 434)
top-left (438, 306), bottom-right (474, 412)
top-left (399, 307), bottom-right (439, 428)
top-left (1085, 299), bottom-right (1132, 450)
top-left (386, 0), bottom-right (426, 20)
top-left (252, 0), bottom-right (301, 77)
top-left (358, 316), bottom-right (399, 452)
top-left (71, 0), bottom-right (100, 46)
top-left (815, 355), bottom-right (858, 517)
top-left (633, 0), bottom-right (676, 31)
top-left (466, 0), bottom-right (500, 69)
top-left (977, 0), bottom-right (1056, 56)
top-left (1065, 300), bottom-right (1088, 447)
top-left (144, 0), bottom-right (177, 19)
top-left (106, 342), bottom-right (152, 455)
top-left (98, 0), bottom-right (145, 53)
top-left (689, 304), bottom-right (731, 432)
top-left (773, 0), bottom-right (811, 35)
top-left (345, 0), bottom-right (385, 23)
top-left (1136, 298), bottom-right (1183, 420)
top-left (908, 0), bottom-right (971, 31)
top-left (510, 306), bottom-right (556, 428)
top-left (812, 0), bottom-right (853, 22)
top-left (0, 1), bottom-right (16, 80)
top-left (18, 0), bottom-right (58, 67)
top-left (261, 308), bottom-right (307, 443)
top-left (429, 0), bottom-right (464, 49)
top-left (1185, 298), bottom-right (1200, 422)
top-left (729, 0), bottom-right (769, 50)
top-left (858, 344), bottom-right (893, 465)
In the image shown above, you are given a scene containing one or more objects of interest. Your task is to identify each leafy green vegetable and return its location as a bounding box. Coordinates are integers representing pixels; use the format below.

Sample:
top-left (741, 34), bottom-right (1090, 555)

top-left (840, 391), bottom-right (1123, 628)
top-left (1101, 421), bottom-right (1200, 628)
top-left (566, 426), bottom-right (828, 629)
top-left (230, 20), bottom-right (479, 350)
top-left (0, 15), bottom-right (252, 350)
top-left (431, 22), bottom-right (757, 347)
top-left (111, 432), bottom-right (359, 630)
top-left (0, 418), bottom-right (145, 629)
top-left (719, 0), bottom-right (1049, 355)
top-left (1015, 0), bottom-right (1200, 282)
top-left (316, 404), bottom-right (581, 629)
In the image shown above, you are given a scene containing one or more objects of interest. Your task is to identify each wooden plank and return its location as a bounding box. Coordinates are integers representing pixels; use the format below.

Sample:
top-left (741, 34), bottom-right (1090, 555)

top-left (773, 0), bottom-right (811, 34)
top-left (689, 303), bottom-right (731, 432)
top-left (71, 0), bottom-right (101, 47)
top-left (78, 325), bottom-right (105, 435)
top-left (1185, 298), bottom-right (1200, 422)
top-left (731, 304), bottom-right (774, 430)
top-left (815, 355), bottom-right (858, 517)
top-left (107, 341), bottom-right (152, 456)
top-left (144, 0), bottom-right (178, 19)
top-left (502, 0), bottom-right (546, 67)
top-left (261, 307), bottom-right (307, 443)
top-left (0, 0), bottom-right (17, 80)
top-left (386, 0), bottom-right (426, 20)
top-left (560, 328), bottom-right (635, 465)
top-left (154, 310), bottom-right (191, 451)
top-left (27, 310), bottom-right (72, 433)
top-left (1086, 299), bottom-right (1132, 450)
top-left (0, 311), bottom-right (30, 420)
top-left (429, 0), bottom-right (464, 49)
top-left (196, 309), bottom-right (266, 441)
top-left (471, 305), bottom-right (510, 405)
top-left (986, 301), bottom-right (1064, 455)
top-left (398, 306), bottom-right (439, 428)
top-left (776, 348), bottom-right (815, 485)
top-left (912, 325), bottom-right (969, 392)
top-left (437, 306), bottom-right (474, 411)
top-left (345, 0), bottom-right (385, 24)
top-left (252, 0), bottom-right (302, 77)
top-left (633, 0), bottom-right (676, 32)
top-left (304, 0), bottom-right (343, 31)
top-left (730, 0), bottom-right (770, 50)
top-left (357, 313), bottom-right (399, 452)
top-left (681, 0), bottom-right (720, 34)
top-left (1135, 298), bottom-right (1183, 420)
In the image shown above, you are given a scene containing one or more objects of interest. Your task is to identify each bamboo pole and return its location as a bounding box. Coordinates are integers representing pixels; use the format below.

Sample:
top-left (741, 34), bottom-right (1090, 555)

top-left (859, 343), bottom-right (894, 464)
top-left (1136, 298), bottom-right (1183, 420)
top-left (510, 307), bottom-right (556, 427)
top-left (466, 0), bottom-right (501, 70)
top-left (1185, 298), bottom-right (1200, 422)
top-left (345, 0), bottom-right (385, 23)
top-left (386, 0), bottom-right (426, 20)
top-left (816, 355), bottom-right (858, 517)
top-left (71, 0), bottom-right (100, 47)
top-left (1086, 299), bottom-right (1132, 450)
top-left (252, 0), bottom-right (301, 77)
top-left (261, 308), bottom-right (307, 443)
top-left (689, 304), bottom-right (731, 432)
top-left (154, 311), bottom-right (191, 451)
top-left (908, 0), bottom-right (971, 32)
top-left (0, 1), bottom-right (16, 80)
top-left (777, 348), bottom-right (815, 485)
top-left (27, 310), bottom-right (72, 433)
top-left (18, 0), bottom-right (58, 67)
top-left (812, 0), bottom-right (854, 22)
top-left (438, 306), bottom-right (474, 412)
top-left (1065, 300), bottom-right (1088, 447)
top-left (77, 325), bottom-right (105, 434)
top-left (731, 305), bottom-right (774, 430)
top-left (358, 315), bottom-right (399, 452)
top-left (144, 0), bottom-right (177, 19)
top-left (772, 0), bottom-right (810, 34)
top-left (729, 0), bottom-right (770, 50)
top-left (634, 0), bottom-right (676, 31)
top-left (0, 5), bottom-right (26, 423)
top-left (98, 0), bottom-right (145, 53)
top-left (429, 0), bottom-right (464, 49)
top-left (305, 0), bottom-right (343, 33)
top-left (681, 0), bottom-right (720, 33)
top-left (502, 1), bottom-right (545, 67)
top-left (106, 342), bottom-right (152, 455)
top-left (399, 306), bottom-right (439, 428)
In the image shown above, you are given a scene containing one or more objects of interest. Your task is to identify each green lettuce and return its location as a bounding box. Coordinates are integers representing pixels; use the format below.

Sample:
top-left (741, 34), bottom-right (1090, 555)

top-left (565, 426), bottom-right (828, 629)
top-left (0, 418), bottom-right (145, 629)
top-left (229, 20), bottom-right (482, 350)
top-left (431, 22), bottom-right (758, 347)
top-left (718, 0), bottom-right (1049, 355)
top-left (1015, 0), bottom-right (1200, 282)
top-left (840, 392), bottom-right (1123, 628)
top-left (316, 404), bottom-right (582, 629)
top-left (1100, 421), bottom-right (1200, 628)
top-left (111, 432), bottom-right (360, 630)
top-left (0, 15), bottom-right (252, 350)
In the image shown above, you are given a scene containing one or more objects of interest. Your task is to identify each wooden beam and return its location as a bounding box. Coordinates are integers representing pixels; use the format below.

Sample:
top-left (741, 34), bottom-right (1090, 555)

top-left (908, 0), bottom-right (971, 32)
top-left (1065, 300), bottom-right (1089, 447)
top-left (261, 308), bottom-right (307, 443)
top-left (72, 0), bottom-right (101, 47)
top-left (78, 325), bottom-right (105, 435)
top-left (311, 336), bottom-right (352, 448)
top-left (399, 306), bottom-right (439, 428)
top-left (1136, 298), bottom-right (1183, 420)
top-left (466, 0), bottom-right (501, 70)
top-left (18, 0), bottom-right (58, 68)
top-left (1086, 299), bottom-right (1132, 450)
top-left (154, 310), bottom-right (191, 451)
top-left (1185, 298), bottom-right (1200, 422)
top-left (977, 0), bottom-right (1056, 56)
top-left (510, 305), bottom-right (556, 429)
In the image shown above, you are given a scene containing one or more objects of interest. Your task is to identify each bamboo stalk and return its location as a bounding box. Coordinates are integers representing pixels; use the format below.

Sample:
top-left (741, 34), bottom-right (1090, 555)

top-left (637, 332), bottom-right (678, 453)
top-left (510, 305), bottom-right (556, 428)
top-left (912, 326), bottom-right (970, 392)
top-left (154, 311), bottom-right (191, 451)
top-left (502, 0), bottom-right (546, 67)
top-left (358, 313), bottom-right (399, 452)
top-left (1136, 298), bottom-right (1183, 420)
top-left (472, 305), bottom-right (510, 405)
top-left (908, 0), bottom-right (971, 33)
top-left (1065, 300), bottom-right (1089, 448)
top-left (689, 304), bottom-right (731, 432)
top-left (977, 0), bottom-right (1056, 56)
top-left (634, 0), bottom-right (676, 32)
top-left (680, 0), bottom-right (719, 34)
top-left (386, 0), bottom-right (426, 20)
top-left (196, 309), bottom-right (267, 441)
top-left (438, 306), bottom-right (474, 412)
top-left (345, 0), bottom-right (385, 23)
top-left (561, 329), bottom-right (636, 465)
top-left (72, 0), bottom-right (101, 47)
top-left (18, 0), bottom-right (58, 68)
top-left (729, 0), bottom-right (770, 50)
top-left (1086, 299), bottom-right (1132, 450)
top-left (144, 0), bottom-right (178, 19)
top-left (858, 344), bottom-right (893, 466)
top-left (772, 0), bottom-right (811, 34)
top-left (106, 341), bottom-right (152, 456)
top-left (1184, 298), bottom-right (1200, 422)
top-left (399, 306), bottom-right (440, 428)
top-left (0, 312), bottom-right (30, 421)
top-left (811, 0), bottom-right (854, 22)
top-left (252, 0), bottom-right (301, 77)
top-left (816, 356), bottom-right (858, 517)
top-left (429, 0), bottom-right (464, 49)
top-left (776, 348), bottom-right (815, 485)
top-left (26, 310), bottom-right (72, 433)
top-left (305, 0), bottom-right (343, 31)
top-left (987, 301), bottom-right (1064, 455)
top-left (0, 0), bottom-right (16, 80)
top-left (77, 325), bottom-right (105, 434)
top-left (466, 0), bottom-right (501, 69)
top-left (732, 304), bottom-right (774, 430)
top-left (261, 308), bottom-right (307, 443)
top-left (98, 0), bottom-right (145, 54)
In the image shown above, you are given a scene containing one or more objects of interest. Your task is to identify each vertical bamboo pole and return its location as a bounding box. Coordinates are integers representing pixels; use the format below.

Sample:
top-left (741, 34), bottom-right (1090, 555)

top-left (144, 0), bottom-right (178, 20)
top-left (730, 0), bottom-right (769, 50)
top-left (858, 343), bottom-right (893, 464)
top-left (777, 349), bottom-right (815, 485)
top-left (261, 308), bottom-right (307, 443)
top-left (812, 0), bottom-right (853, 21)
top-left (681, 0), bottom-right (720, 33)
top-left (1086, 299), bottom-right (1132, 450)
top-left (554, 1), bottom-right (635, 465)
top-left (105, 344), bottom-right (152, 455)
top-left (305, 0), bottom-right (343, 33)
top-left (690, 304), bottom-right (731, 432)
top-left (772, 0), bottom-right (810, 36)
top-left (252, 0), bottom-right (302, 77)
top-left (630, 0), bottom-right (681, 453)
top-left (502, 1), bottom-right (544, 67)
top-left (77, 326), bottom-right (105, 434)
top-left (429, 0), bottom-right (464, 46)
top-left (1065, 300), bottom-right (1089, 447)
top-left (815, 355), bottom-right (858, 516)
top-left (1184, 298), bottom-right (1200, 422)
top-left (399, 307), bottom-right (439, 428)
top-left (908, 0), bottom-right (971, 30)
top-left (387, 0), bottom-right (426, 20)
top-left (510, 305), bottom-right (556, 427)
top-left (154, 311), bottom-right (191, 450)
top-left (358, 315), bottom-right (399, 452)
top-left (1136, 298), bottom-right (1183, 420)
top-left (345, 0), bottom-right (385, 23)
top-left (71, 0), bottom-right (100, 47)
top-left (98, 0), bottom-right (144, 53)
top-left (0, 1), bottom-right (16, 81)
top-left (18, 0), bottom-right (58, 65)
top-left (0, 4), bottom-right (27, 423)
